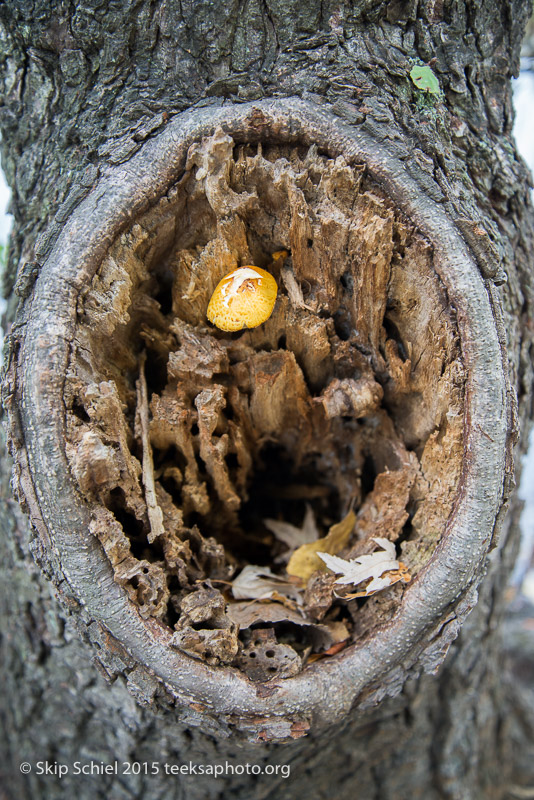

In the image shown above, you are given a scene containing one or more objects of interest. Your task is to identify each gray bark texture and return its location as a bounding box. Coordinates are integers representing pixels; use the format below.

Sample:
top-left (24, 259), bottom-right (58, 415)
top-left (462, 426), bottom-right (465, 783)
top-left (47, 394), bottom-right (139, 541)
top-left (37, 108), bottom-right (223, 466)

top-left (1, 1), bottom-right (534, 798)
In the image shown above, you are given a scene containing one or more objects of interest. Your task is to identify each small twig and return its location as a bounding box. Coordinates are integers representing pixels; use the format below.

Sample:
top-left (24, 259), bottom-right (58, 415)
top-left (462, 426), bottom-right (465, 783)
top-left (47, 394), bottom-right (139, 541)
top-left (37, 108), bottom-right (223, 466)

top-left (136, 352), bottom-right (165, 544)
top-left (280, 263), bottom-right (314, 311)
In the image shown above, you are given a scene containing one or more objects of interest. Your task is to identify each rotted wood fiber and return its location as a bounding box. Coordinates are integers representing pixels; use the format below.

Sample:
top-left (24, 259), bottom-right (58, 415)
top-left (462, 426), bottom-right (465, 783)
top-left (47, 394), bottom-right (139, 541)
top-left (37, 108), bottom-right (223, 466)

top-left (64, 127), bottom-right (464, 680)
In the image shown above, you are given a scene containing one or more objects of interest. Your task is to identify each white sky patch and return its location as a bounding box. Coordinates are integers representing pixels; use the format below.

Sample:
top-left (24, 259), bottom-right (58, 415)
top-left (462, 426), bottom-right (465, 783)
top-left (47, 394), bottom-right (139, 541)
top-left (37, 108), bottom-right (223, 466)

top-left (515, 428), bottom-right (534, 593)
top-left (0, 156), bottom-right (10, 362)
top-left (0, 156), bottom-right (13, 245)
top-left (512, 64), bottom-right (534, 591)
top-left (513, 68), bottom-right (534, 178)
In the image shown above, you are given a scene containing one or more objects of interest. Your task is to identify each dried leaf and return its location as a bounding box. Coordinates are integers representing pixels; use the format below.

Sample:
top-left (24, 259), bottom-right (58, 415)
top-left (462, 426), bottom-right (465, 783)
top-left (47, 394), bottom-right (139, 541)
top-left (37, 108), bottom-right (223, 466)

top-left (264, 504), bottom-right (319, 552)
top-left (286, 510), bottom-right (356, 581)
top-left (231, 565), bottom-right (303, 605)
top-left (323, 638), bottom-right (349, 656)
top-left (307, 639), bottom-right (349, 663)
top-left (338, 567), bottom-right (411, 599)
top-left (318, 537), bottom-right (411, 597)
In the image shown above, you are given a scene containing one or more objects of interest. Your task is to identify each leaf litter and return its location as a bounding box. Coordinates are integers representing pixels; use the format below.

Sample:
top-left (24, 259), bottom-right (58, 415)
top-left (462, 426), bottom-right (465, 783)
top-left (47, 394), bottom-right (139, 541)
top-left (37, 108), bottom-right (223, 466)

top-left (318, 538), bottom-right (412, 599)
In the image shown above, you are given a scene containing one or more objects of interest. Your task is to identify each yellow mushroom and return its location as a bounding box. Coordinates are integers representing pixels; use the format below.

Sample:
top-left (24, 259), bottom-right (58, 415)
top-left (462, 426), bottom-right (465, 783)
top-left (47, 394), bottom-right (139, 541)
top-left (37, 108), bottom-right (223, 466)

top-left (206, 265), bottom-right (278, 332)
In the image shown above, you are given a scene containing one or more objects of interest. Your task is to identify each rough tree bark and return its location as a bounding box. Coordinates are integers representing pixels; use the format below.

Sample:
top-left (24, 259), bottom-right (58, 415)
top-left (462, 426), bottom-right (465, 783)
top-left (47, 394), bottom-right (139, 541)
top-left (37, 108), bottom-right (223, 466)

top-left (1, 2), bottom-right (534, 799)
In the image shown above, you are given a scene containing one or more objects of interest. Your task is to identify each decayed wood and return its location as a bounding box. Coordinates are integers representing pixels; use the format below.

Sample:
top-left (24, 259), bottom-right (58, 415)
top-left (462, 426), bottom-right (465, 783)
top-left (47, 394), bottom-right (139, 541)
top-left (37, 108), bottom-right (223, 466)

top-left (56, 127), bottom-right (467, 685)
top-left (1, 1), bottom-right (533, 797)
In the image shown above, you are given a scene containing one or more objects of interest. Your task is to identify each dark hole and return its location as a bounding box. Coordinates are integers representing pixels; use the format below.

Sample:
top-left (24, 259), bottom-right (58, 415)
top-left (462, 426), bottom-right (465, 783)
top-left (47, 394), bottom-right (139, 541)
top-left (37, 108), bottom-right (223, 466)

top-left (249, 652), bottom-right (257, 659)
top-left (185, 512), bottom-right (204, 534)
top-left (159, 476), bottom-right (183, 507)
top-left (108, 489), bottom-right (145, 539)
top-left (395, 517), bottom-right (414, 547)
top-left (333, 308), bottom-right (352, 341)
top-left (108, 487), bottom-right (149, 559)
top-left (154, 445), bottom-right (186, 507)
top-left (277, 334), bottom-right (287, 349)
top-left (383, 316), bottom-right (408, 362)
top-left (307, 238), bottom-right (313, 247)
top-left (225, 452), bottom-right (239, 471)
top-left (153, 269), bottom-right (174, 315)
top-left (72, 398), bottom-right (90, 423)
top-left (235, 444), bottom-right (340, 565)
top-left (191, 423), bottom-right (200, 436)
top-left (153, 444), bottom-right (188, 474)
top-left (191, 620), bottom-right (216, 631)
top-left (166, 597), bottom-right (180, 629)
top-left (265, 649), bottom-right (275, 658)
top-left (194, 452), bottom-right (206, 477)
top-left (144, 348), bottom-right (168, 395)
top-left (360, 454), bottom-right (377, 497)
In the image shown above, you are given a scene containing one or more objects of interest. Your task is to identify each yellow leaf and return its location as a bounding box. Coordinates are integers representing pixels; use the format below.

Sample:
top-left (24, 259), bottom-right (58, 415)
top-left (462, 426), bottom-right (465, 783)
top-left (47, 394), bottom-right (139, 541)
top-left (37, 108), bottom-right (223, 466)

top-left (286, 510), bottom-right (356, 581)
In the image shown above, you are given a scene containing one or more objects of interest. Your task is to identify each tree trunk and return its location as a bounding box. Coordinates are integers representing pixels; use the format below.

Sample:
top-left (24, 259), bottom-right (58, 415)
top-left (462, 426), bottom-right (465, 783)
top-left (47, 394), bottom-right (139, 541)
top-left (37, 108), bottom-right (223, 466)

top-left (1, 2), bottom-right (534, 798)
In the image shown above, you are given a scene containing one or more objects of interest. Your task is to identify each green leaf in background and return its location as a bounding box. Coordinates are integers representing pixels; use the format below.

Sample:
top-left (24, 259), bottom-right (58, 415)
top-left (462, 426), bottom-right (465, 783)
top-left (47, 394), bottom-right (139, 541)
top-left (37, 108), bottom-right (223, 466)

top-left (410, 65), bottom-right (440, 96)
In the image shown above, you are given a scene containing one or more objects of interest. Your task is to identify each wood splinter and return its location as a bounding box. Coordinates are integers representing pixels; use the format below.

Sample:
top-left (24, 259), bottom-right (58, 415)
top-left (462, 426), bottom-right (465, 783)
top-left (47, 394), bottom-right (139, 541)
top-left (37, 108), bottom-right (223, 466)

top-left (136, 352), bottom-right (165, 543)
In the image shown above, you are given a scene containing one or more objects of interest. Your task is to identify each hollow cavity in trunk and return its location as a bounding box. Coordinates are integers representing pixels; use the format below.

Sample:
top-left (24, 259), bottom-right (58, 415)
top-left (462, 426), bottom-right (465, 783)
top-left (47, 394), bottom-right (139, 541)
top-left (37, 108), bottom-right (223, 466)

top-left (64, 130), bottom-right (465, 680)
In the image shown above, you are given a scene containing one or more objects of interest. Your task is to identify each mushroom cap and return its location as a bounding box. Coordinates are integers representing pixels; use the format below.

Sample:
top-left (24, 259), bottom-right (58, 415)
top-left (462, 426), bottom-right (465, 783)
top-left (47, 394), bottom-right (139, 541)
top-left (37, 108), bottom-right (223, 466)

top-left (207, 266), bottom-right (278, 332)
